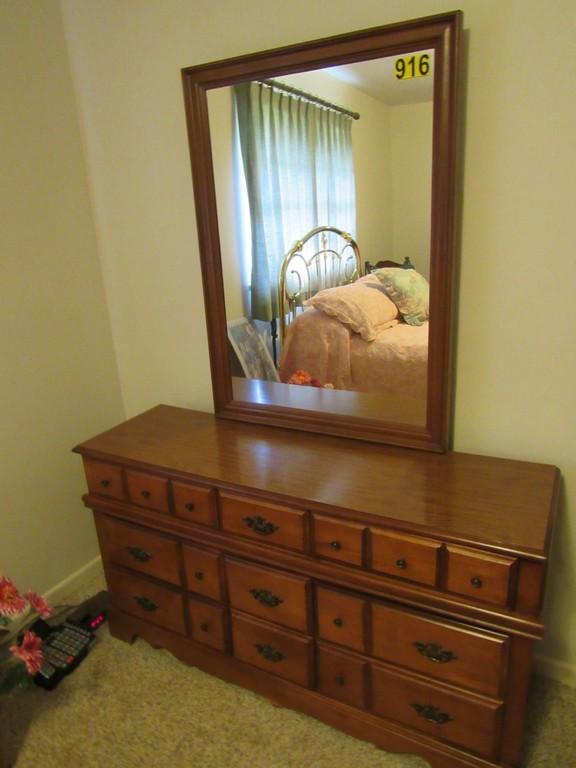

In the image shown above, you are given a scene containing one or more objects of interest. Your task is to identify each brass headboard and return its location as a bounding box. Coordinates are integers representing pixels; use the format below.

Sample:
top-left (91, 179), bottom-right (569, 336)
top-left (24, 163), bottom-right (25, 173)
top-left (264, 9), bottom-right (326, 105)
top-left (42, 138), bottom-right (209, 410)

top-left (278, 225), bottom-right (361, 342)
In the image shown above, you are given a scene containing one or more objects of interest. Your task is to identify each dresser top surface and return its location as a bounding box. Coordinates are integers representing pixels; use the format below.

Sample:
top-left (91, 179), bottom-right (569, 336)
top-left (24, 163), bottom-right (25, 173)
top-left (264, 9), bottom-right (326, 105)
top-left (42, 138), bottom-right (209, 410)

top-left (74, 405), bottom-right (559, 557)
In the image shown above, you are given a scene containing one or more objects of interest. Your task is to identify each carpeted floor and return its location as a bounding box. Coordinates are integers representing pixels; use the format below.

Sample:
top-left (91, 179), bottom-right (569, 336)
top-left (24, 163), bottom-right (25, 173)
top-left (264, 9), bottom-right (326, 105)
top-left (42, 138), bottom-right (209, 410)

top-left (1, 582), bottom-right (575, 768)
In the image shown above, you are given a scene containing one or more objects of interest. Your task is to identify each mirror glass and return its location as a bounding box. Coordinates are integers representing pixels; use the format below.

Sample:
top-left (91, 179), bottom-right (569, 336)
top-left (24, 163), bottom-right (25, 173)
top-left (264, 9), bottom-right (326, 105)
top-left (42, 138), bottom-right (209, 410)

top-left (182, 12), bottom-right (462, 451)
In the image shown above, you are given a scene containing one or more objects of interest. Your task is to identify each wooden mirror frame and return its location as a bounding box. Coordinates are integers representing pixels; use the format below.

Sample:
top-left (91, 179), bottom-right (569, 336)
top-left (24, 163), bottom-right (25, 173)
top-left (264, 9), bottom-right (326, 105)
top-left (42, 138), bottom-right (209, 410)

top-left (182, 11), bottom-right (462, 452)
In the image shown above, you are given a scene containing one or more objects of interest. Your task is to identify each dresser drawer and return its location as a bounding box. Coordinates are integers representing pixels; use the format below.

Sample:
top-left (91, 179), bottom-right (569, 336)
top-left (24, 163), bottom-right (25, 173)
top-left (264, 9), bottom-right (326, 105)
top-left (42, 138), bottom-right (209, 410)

top-left (312, 514), bottom-right (364, 566)
top-left (231, 612), bottom-right (313, 688)
top-left (126, 470), bottom-right (170, 514)
top-left (84, 459), bottom-right (125, 501)
top-left (220, 493), bottom-right (306, 552)
top-left (370, 529), bottom-right (441, 587)
top-left (183, 544), bottom-right (223, 601)
top-left (317, 643), bottom-right (369, 710)
top-left (101, 517), bottom-right (181, 585)
top-left (316, 586), bottom-right (367, 653)
top-left (188, 595), bottom-right (227, 652)
top-left (445, 546), bottom-right (517, 607)
top-left (371, 602), bottom-right (509, 697)
top-left (226, 558), bottom-right (310, 633)
top-left (108, 568), bottom-right (185, 635)
top-left (172, 481), bottom-right (217, 527)
top-left (372, 665), bottom-right (502, 759)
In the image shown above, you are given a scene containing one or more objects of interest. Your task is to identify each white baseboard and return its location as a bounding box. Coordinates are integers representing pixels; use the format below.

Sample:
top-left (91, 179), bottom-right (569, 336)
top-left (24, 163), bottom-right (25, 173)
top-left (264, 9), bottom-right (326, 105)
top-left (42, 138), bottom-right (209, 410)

top-left (44, 556), bottom-right (104, 607)
top-left (535, 652), bottom-right (576, 687)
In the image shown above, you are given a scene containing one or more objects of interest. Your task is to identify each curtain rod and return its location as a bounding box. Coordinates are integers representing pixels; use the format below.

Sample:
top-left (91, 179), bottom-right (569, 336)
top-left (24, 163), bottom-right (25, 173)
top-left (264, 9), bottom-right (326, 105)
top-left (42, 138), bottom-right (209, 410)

top-left (258, 79), bottom-right (360, 121)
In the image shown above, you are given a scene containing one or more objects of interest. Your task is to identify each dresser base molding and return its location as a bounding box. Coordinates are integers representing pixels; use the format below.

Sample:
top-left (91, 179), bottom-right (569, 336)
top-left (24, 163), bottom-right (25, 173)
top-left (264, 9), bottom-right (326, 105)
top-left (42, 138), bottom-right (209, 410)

top-left (108, 609), bottom-right (516, 768)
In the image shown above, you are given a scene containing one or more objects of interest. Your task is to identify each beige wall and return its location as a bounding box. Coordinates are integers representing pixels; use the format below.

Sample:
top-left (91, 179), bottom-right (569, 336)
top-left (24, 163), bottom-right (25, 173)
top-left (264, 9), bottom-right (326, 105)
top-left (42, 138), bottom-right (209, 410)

top-left (29, 0), bottom-right (572, 683)
top-left (0, 1), bottom-right (124, 593)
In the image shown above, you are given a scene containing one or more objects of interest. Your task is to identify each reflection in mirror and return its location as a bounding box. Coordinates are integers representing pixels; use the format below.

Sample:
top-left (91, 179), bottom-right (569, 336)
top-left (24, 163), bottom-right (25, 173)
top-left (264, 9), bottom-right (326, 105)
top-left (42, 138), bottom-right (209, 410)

top-left (182, 12), bottom-right (462, 451)
top-left (209, 53), bottom-right (434, 428)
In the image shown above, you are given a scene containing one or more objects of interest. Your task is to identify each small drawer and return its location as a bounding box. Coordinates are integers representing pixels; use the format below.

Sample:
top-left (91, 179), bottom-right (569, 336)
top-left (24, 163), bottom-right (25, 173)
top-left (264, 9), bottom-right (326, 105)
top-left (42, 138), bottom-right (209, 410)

top-left (84, 459), bottom-right (125, 501)
top-left (183, 545), bottom-right (223, 601)
top-left (316, 586), bottom-right (367, 653)
top-left (445, 546), bottom-right (517, 607)
top-left (220, 493), bottom-right (306, 552)
top-left (188, 596), bottom-right (227, 652)
top-left (370, 529), bottom-right (441, 587)
top-left (225, 558), bottom-right (310, 633)
top-left (231, 611), bottom-right (313, 688)
top-left (371, 664), bottom-right (502, 759)
top-left (317, 643), bottom-right (369, 710)
top-left (101, 517), bottom-right (181, 586)
top-left (371, 602), bottom-right (509, 697)
top-left (312, 515), bottom-right (364, 566)
top-left (126, 470), bottom-right (170, 514)
top-left (172, 481), bottom-right (217, 527)
top-left (108, 568), bottom-right (185, 635)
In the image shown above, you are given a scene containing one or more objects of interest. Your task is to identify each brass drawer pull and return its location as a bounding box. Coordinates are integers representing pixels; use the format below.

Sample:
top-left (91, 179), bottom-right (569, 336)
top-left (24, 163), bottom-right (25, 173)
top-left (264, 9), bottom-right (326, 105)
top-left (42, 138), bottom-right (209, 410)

top-left (396, 558), bottom-right (407, 569)
top-left (126, 545), bottom-right (152, 563)
top-left (333, 617), bottom-right (343, 627)
top-left (412, 703), bottom-right (453, 725)
top-left (185, 502), bottom-right (195, 511)
top-left (194, 571), bottom-right (204, 581)
top-left (141, 490), bottom-right (151, 499)
top-left (471, 576), bottom-right (483, 588)
top-left (100, 479), bottom-right (111, 488)
top-left (249, 588), bottom-right (284, 607)
top-left (413, 641), bottom-right (458, 664)
top-left (254, 643), bottom-right (285, 662)
top-left (200, 623), bottom-right (209, 632)
top-left (242, 515), bottom-right (279, 536)
top-left (335, 675), bottom-right (346, 686)
top-left (330, 540), bottom-right (342, 550)
top-left (134, 595), bottom-right (158, 612)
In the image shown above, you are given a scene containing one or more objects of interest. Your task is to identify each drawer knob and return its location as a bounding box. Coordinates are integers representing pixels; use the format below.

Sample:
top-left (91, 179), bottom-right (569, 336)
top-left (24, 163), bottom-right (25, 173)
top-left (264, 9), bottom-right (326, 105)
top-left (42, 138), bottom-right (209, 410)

top-left (254, 643), bottom-right (285, 663)
top-left (185, 502), bottom-right (195, 511)
top-left (141, 490), bottom-right (151, 499)
top-left (100, 479), bottom-right (111, 488)
top-left (126, 545), bottom-right (152, 563)
top-left (249, 588), bottom-right (284, 607)
top-left (471, 576), bottom-right (483, 588)
top-left (330, 540), bottom-right (342, 550)
top-left (242, 515), bottom-right (279, 536)
top-left (396, 558), bottom-right (407, 570)
top-left (200, 623), bottom-right (209, 633)
top-left (194, 571), bottom-right (204, 581)
top-left (413, 641), bottom-right (457, 664)
top-left (134, 595), bottom-right (158, 612)
top-left (335, 675), bottom-right (346, 686)
top-left (411, 703), bottom-right (453, 726)
top-left (333, 617), bottom-right (343, 627)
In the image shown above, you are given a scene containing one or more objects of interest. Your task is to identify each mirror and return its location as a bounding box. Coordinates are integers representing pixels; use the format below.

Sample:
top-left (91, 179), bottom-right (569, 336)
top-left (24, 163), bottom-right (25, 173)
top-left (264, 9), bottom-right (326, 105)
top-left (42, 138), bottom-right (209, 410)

top-left (182, 11), bottom-right (462, 451)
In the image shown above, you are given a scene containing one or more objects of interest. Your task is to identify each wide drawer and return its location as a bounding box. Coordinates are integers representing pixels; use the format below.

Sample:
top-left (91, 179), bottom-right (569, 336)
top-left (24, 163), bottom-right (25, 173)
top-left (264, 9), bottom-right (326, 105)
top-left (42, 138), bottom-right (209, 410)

top-left (370, 529), bottom-right (441, 587)
top-left (445, 546), bottom-right (517, 607)
top-left (108, 568), bottom-right (185, 635)
top-left (84, 459), bottom-right (125, 501)
top-left (101, 516), bottom-right (181, 585)
top-left (371, 602), bottom-right (509, 697)
top-left (317, 643), bottom-right (368, 710)
top-left (312, 514), bottom-right (364, 566)
top-left (316, 585), bottom-right (368, 653)
top-left (231, 612), bottom-right (313, 688)
top-left (226, 558), bottom-right (310, 633)
top-left (220, 493), bottom-right (306, 552)
top-left (372, 664), bottom-right (502, 759)
top-left (187, 595), bottom-right (227, 652)
top-left (172, 481), bottom-right (217, 527)
top-left (126, 469), bottom-right (170, 514)
top-left (183, 544), bottom-right (223, 601)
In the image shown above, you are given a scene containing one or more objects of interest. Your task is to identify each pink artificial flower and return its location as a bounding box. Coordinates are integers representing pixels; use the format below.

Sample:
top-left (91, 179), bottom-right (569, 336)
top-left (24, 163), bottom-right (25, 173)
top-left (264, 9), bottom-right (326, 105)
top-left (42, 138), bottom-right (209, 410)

top-left (10, 630), bottom-right (44, 675)
top-left (24, 590), bottom-right (52, 618)
top-left (0, 576), bottom-right (27, 616)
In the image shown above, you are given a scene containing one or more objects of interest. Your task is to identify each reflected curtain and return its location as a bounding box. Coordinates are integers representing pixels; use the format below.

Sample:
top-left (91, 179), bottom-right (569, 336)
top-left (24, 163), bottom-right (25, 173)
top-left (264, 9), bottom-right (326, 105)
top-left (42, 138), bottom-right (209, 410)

top-left (234, 81), bottom-right (356, 322)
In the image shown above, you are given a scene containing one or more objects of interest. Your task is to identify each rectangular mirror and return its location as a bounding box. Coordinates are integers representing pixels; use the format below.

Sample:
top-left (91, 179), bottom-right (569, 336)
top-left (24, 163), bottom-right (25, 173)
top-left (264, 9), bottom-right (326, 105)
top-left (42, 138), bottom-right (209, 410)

top-left (182, 11), bottom-right (462, 451)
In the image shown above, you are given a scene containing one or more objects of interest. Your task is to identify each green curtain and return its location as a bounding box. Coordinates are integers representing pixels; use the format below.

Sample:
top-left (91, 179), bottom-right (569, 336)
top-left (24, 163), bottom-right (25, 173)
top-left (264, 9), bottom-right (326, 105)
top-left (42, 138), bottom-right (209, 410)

top-left (234, 81), bottom-right (356, 322)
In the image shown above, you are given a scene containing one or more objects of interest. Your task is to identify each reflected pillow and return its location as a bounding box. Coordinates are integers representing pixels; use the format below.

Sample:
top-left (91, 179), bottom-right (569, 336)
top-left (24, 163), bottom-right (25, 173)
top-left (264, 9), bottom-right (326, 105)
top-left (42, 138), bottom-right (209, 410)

top-left (305, 274), bottom-right (399, 342)
top-left (373, 268), bottom-right (429, 326)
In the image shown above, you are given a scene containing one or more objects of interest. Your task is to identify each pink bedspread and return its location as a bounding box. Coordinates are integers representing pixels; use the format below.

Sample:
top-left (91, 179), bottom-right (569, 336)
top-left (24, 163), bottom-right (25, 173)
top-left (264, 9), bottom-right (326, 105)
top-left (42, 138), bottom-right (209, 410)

top-left (278, 308), bottom-right (428, 399)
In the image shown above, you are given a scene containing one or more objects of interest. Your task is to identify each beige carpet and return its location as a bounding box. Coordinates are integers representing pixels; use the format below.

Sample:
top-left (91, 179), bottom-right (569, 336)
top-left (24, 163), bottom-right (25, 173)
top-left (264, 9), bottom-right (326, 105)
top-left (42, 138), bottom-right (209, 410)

top-left (1, 591), bottom-right (575, 767)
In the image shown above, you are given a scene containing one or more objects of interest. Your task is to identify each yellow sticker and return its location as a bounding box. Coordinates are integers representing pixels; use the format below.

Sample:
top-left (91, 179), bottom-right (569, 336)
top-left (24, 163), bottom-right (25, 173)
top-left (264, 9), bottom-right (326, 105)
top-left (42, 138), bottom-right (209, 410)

top-left (394, 53), bottom-right (431, 81)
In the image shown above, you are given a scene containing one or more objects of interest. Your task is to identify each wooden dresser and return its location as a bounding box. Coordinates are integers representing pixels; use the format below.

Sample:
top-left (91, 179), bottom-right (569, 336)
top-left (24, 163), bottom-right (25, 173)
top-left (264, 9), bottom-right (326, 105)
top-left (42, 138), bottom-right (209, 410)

top-left (74, 405), bottom-right (559, 768)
